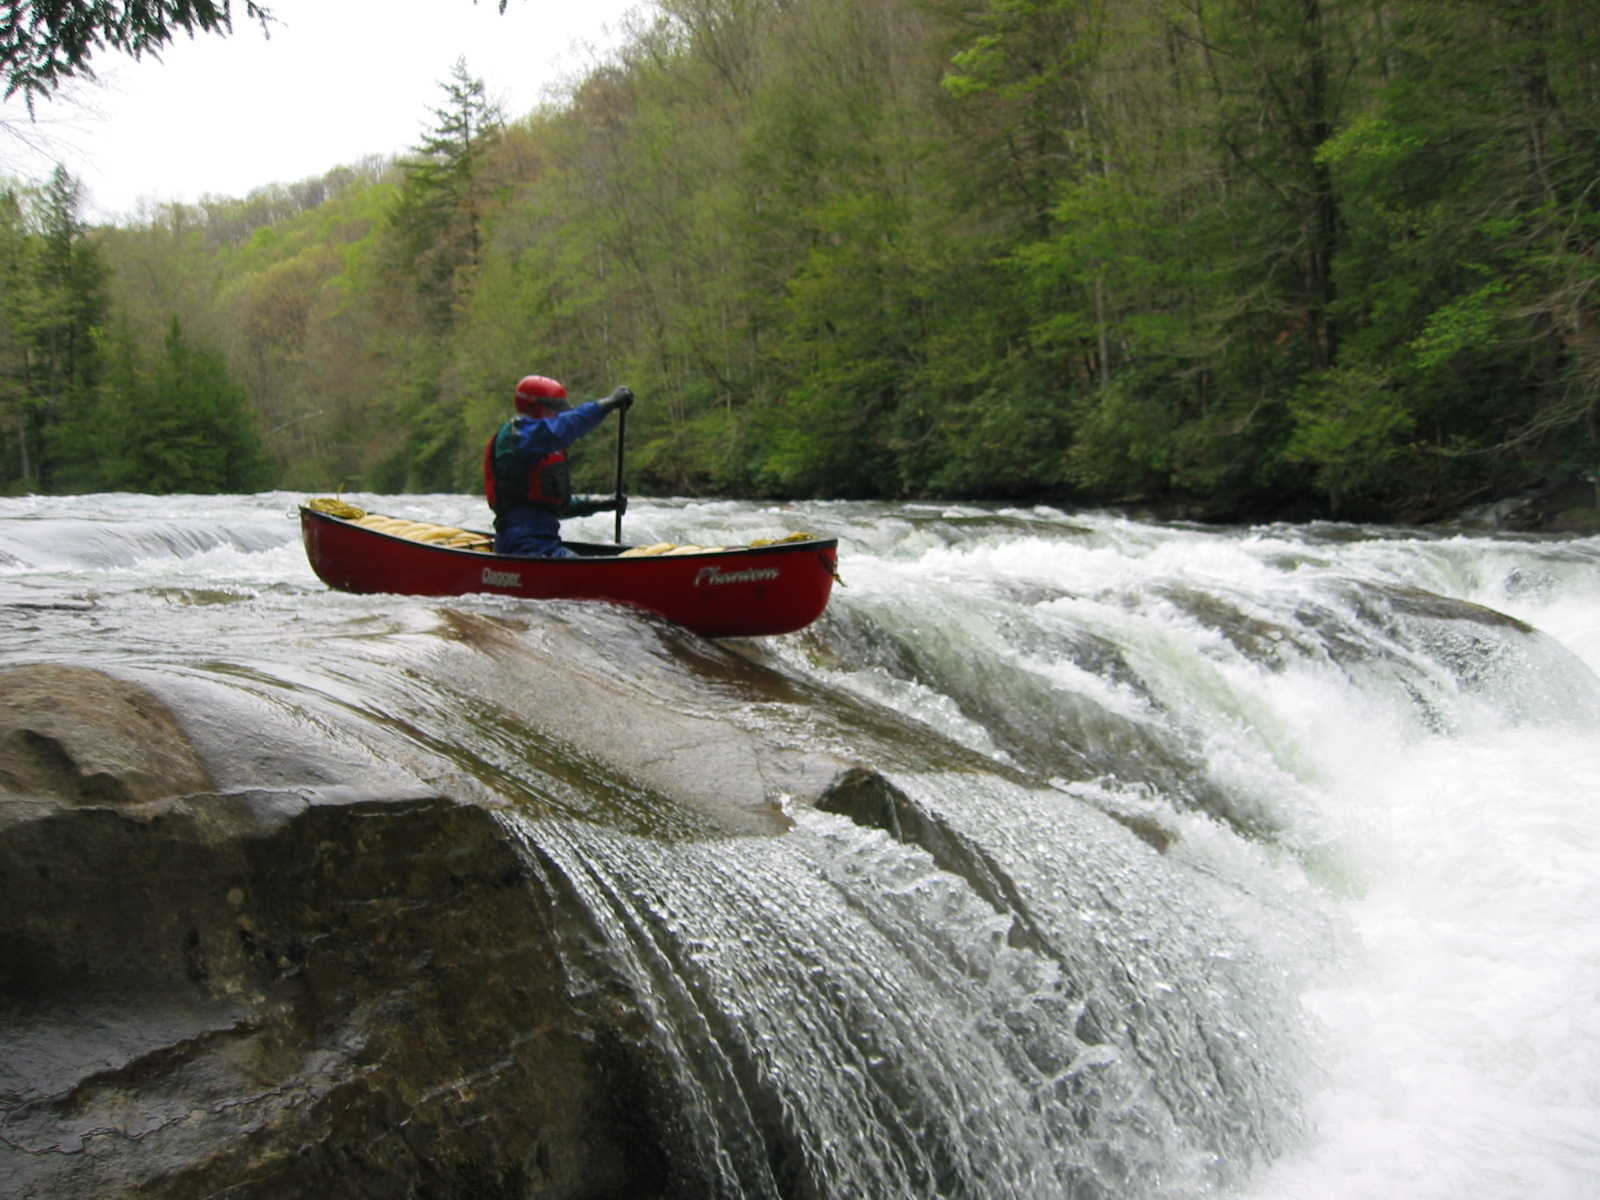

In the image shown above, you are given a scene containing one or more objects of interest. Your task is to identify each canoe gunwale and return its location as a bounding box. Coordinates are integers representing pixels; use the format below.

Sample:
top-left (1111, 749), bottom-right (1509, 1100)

top-left (297, 505), bottom-right (838, 638)
top-left (299, 506), bottom-right (834, 562)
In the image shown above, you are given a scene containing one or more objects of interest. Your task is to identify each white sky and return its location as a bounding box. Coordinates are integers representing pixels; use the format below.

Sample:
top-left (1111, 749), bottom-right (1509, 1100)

top-left (0, 0), bottom-right (645, 223)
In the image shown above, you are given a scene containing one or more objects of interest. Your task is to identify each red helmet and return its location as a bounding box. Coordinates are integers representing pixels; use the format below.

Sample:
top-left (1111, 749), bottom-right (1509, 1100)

top-left (514, 374), bottom-right (567, 415)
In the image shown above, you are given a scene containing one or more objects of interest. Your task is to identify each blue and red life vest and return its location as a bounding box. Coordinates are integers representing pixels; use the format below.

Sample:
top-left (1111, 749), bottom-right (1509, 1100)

top-left (484, 419), bottom-right (572, 514)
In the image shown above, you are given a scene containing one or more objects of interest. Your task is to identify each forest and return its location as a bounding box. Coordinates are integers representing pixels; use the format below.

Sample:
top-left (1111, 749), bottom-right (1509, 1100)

top-left (2, 0), bottom-right (1599, 522)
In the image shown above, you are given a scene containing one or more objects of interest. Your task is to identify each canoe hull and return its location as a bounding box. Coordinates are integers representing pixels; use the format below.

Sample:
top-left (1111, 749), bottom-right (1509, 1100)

top-left (299, 506), bottom-right (837, 638)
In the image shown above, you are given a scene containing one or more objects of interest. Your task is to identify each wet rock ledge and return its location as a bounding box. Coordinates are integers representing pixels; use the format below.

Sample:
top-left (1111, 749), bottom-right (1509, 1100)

top-left (0, 665), bottom-right (673, 1199)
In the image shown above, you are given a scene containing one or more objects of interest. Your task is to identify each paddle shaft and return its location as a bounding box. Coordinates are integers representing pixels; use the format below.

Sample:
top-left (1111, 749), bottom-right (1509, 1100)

top-left (613, 406), bottom-right (628, 543)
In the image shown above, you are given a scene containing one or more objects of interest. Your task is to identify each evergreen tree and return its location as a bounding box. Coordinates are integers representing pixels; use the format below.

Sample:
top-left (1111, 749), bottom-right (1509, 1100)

top-left (389, 57), bottom-right (504, 334)
top-left (0, 187), bottom-right (31, 487)
top-left (2, 0), bottom-right (272, 104)
top-left (375, 59), bottom-right (505, 491)
top-left (0, 166), bottom-right (108, 492)
top-left (108, 317), bottom-right (273, 493)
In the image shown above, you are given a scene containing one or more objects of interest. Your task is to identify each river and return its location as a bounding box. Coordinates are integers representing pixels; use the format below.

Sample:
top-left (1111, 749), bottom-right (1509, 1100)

top-left (2, 491), bottom-right (1598, 1198)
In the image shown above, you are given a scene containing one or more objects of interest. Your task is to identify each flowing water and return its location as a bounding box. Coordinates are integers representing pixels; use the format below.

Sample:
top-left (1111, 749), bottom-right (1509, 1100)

top-left (3, 492), bottom-right (1598, 1198)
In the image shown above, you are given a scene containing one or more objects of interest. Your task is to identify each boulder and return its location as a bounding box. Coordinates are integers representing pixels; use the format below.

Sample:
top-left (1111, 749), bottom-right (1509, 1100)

top-left (0, 664), bottom-right (212, 806)
top-left (0, 658), bottom-right (821, 1199)
top-left (2, 615), bottom-right (1145, 1198)
top-left (1, 637), bottom-right (961, 1199)
top-left (0, 687), bottom-right (670, 1197)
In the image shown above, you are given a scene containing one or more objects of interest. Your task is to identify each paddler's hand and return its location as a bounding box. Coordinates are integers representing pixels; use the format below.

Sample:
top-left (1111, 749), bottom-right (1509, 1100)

top-left (599, 386), bottom-right (634, 414)
top-left (565, 496), bottom-right (625, 516)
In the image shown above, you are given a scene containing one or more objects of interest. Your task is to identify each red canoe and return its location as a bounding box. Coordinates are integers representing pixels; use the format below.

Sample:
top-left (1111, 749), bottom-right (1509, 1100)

top-left (299, 504), bottom-right (839, 638)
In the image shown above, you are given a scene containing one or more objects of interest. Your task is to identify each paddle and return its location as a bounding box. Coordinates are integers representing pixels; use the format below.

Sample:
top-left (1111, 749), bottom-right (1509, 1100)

top-left (613, 404), bottom-right (628, 544)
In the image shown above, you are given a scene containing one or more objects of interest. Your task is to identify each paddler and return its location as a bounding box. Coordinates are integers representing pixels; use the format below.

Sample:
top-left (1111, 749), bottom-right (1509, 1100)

top-left (483, 374), bottom-right (634, 557)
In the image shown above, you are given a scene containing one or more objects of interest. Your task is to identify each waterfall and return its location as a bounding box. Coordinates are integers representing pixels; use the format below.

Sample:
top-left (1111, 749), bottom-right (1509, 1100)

top-left (762, 509), bottom-right (1600, 1199)
top-left (2, 494), bottom-right (1598, 1198)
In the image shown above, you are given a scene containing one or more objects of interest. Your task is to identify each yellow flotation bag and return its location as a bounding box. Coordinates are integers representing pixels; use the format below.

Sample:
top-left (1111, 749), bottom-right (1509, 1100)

top-left (308, 497), bottom-right (818, 560)
top-left (619, 532), bottom-right (818, 557)
top-left (307, 496), bottom-right (366, 519)
top-left (306, 498), bottom-right (493, 552)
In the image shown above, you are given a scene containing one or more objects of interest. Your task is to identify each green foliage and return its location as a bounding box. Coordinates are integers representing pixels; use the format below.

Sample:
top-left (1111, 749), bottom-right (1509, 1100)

top-left (1285, 366), bottom-right (1416, 508)
top-left (387, 58), bottom-right (503, 336)
top-left (1408, 282), bottom-right (1512, 372)
top-left (101, 317), bottom-right (274, 493)
top-left (0, 167), bottom-right (108, 492)
top-left (45, 0), bottom-right (1600, 516)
